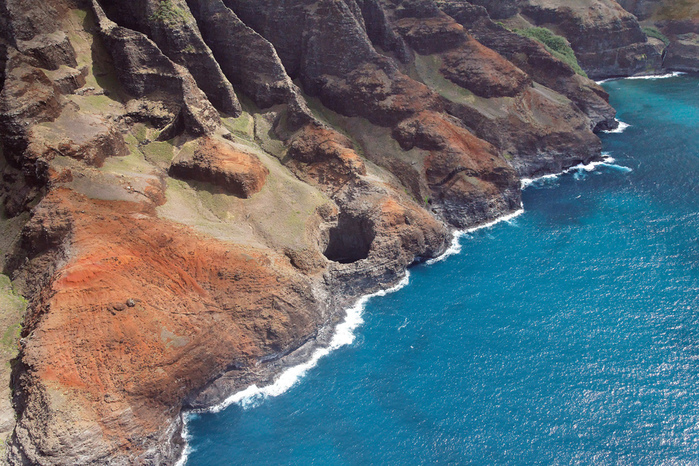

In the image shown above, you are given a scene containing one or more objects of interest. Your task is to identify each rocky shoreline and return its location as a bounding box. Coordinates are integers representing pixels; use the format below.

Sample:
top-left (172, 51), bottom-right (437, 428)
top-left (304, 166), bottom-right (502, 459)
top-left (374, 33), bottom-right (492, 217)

top-left (174, 204), bottom-right (532, 465)
top-left (174, 143), bottom-right (630, 463)
top-left (0, 0), bottom-right (697, 463)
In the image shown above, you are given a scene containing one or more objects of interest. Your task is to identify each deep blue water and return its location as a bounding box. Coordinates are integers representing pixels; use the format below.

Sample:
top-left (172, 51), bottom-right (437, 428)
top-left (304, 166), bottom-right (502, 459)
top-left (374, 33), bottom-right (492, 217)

top-left (183, 74), bottom-right (699, 465)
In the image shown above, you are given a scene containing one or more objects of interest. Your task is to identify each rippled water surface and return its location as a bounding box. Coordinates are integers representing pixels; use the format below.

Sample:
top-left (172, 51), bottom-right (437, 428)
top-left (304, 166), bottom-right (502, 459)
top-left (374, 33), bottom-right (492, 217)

top-left (184, 74), bottom-right (699, 465)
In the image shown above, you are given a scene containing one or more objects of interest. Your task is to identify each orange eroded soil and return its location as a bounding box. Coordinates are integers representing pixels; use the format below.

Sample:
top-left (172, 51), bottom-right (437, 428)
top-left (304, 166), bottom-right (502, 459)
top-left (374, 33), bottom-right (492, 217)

top-left (20, 188), bottom-right (318, 448)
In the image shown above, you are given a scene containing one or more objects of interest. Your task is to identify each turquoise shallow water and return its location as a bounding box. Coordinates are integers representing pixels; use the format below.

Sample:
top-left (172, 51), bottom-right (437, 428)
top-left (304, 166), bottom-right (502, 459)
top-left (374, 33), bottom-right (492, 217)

top-left (183, 74), bottom-right (699, 465)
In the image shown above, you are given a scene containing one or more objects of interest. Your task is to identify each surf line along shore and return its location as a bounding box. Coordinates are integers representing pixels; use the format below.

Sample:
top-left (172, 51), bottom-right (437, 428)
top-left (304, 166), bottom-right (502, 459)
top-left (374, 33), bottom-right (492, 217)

top-left (173, 147), bottom-right (634, 465)
top-left (173, 139), bottom-right (642, 463)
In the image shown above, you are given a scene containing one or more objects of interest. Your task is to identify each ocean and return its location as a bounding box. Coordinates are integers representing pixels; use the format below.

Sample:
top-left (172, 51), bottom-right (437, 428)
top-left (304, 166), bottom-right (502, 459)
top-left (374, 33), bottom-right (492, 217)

top-left (181, 73), bottom-right (699, 465)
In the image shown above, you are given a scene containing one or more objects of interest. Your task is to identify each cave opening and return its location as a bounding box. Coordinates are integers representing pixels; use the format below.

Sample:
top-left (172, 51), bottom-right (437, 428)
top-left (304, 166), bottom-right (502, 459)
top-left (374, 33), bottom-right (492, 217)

top-left (322, 214), bottom-right (375, 264)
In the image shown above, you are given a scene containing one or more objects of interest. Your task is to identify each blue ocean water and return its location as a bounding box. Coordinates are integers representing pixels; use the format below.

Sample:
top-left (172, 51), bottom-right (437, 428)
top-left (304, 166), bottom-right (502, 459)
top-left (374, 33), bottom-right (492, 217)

top-left (183, 74), bottom-right (699, 465)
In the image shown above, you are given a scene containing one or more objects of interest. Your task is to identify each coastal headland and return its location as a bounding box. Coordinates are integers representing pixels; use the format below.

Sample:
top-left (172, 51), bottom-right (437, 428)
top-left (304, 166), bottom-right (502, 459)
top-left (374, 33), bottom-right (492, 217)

top-left (0, 0), bottom-right (697, 463)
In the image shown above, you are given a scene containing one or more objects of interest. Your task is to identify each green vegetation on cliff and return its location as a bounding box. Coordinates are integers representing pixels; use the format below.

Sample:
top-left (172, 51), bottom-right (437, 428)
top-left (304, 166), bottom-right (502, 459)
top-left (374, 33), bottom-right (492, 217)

top-left (149, 0), bottom-right (188, 25)
top-left (0, 274), bottom-right (25, 450)
top-left (513, 27), bottom-right (588, 77)
top-left (0, 275), bottom-right (24, 360)
top-left (642, 26), bottom-right (670, 46)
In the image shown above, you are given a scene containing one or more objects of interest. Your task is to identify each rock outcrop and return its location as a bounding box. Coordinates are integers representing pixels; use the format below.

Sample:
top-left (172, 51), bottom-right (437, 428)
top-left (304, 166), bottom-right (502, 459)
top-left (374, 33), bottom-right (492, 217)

top-left (170, 137), bottom-right (269, 197)
top-left (444, 0), bottom-right (696, 79)
top-left (97, 0), bottom-right (241, 114)
top-left (8, 189), bottom-right (322, 464)
top-left (91, 0), bottom-right (221, 137)
top-left (664, 33), bottom-right (699, 71)
top-left (465, 0), bottom-right (699, 78)
top-left (436, 0), bottom-right (617, 130)
top-left (616, 0), bottom-right (699, 73)
top-left (519, 0), bottom-right (663, 79)
top-left (0, 0), bottom-right (694, 464)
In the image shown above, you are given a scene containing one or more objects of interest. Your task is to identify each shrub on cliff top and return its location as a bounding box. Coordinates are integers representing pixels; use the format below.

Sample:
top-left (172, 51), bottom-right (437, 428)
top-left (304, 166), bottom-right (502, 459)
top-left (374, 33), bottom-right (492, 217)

top-left (513, 27), bottom-right (588, 78)
top-left (150, 0), bottom-right (188, 26)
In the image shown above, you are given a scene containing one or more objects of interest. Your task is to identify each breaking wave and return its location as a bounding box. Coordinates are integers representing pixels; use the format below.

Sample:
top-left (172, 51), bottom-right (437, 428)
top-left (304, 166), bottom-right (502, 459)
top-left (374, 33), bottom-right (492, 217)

top-left (176, 131), bottom-right (633, 465)
top-left (425, 208), bottom-right (524, 265)
top-left (215, 272), bottom-right (411, 410)
top-left (596, 71), bottom-right (685, 84)
top-left (521, 154), bottom-right (631, 189)
top-left (174, 272), bottom-right (412, 465)
top-left (601, 120), bottom-right (630, 134)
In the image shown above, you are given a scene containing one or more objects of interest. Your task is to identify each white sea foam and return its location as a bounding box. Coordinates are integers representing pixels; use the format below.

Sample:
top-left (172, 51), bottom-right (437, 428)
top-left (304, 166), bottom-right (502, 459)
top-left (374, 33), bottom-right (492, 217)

top-left (520, 172), bottom-right (559, 188)
top-left (174, 415), bottom-right (192, 466)
top-left (174, 271), bottom-right (412, 464)
top-left (521, 153), bottom-right (631, 188)
top-left (425, 208), bottom-right (524, 265)
top-left (175, 138), bottom-right (632, 464)
top-left (596, 71), bottom-right (685, 84)
top-left (624, 71), bottom-right (686, 80)
top-left (425, 230), bottom-right (465, 265)
top-left (467, 209), bottom-right (525, 233)
top-left (601, 120), bottom-right (630, 134)
top-left (214, 271), bottom-right (411, 411)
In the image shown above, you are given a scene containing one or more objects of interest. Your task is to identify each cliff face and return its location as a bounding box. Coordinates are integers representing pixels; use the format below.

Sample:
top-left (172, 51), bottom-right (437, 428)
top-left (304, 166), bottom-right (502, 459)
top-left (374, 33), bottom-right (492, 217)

top-left (620, 0), bottom-right (699, 72)
top-left (462, 0), bottom-right (699, 79)
top-left (518, 0), bottom-right (664, 79)
top-left (0, 0), bottom-right (691, 463)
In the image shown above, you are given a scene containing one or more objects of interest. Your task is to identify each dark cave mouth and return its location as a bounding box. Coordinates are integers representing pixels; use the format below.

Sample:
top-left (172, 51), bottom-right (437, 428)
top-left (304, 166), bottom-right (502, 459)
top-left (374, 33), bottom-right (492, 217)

top-left (322, 215), bottom-right (375, 264)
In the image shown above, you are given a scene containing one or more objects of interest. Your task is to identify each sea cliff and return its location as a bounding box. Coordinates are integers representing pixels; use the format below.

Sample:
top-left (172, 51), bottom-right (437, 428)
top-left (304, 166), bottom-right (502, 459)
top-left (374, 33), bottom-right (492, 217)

top-left (0, 0), bottom-right (696, 463)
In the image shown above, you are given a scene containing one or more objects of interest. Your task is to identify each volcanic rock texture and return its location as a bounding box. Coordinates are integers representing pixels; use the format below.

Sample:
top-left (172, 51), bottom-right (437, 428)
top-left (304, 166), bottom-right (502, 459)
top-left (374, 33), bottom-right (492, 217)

top-left (619, 0), bottom-right (699, 72)
top-left (460, 0), bottom-right (698, 78)
top-left (0, 0), bottom-right (694, 463)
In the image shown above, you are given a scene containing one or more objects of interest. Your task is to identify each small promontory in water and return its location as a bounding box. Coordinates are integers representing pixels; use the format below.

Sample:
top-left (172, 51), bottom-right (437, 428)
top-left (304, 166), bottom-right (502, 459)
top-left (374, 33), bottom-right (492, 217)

top-left (0, 0), bottom-right (696, 463)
